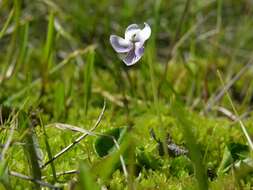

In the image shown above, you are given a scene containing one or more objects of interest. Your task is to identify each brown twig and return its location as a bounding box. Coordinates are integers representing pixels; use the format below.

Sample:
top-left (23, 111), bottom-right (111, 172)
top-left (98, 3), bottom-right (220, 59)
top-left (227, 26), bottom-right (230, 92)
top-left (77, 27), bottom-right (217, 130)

top-left (216, 106), bottom-right (237, 121)
top-left (42, 169), bottom-right (78, 180)
top-left (9, 171), bottom-right (60, 189)
top-left (204, 60), bottom-right (253, 112)
top-left (216, 106), bottom-right (250, 123)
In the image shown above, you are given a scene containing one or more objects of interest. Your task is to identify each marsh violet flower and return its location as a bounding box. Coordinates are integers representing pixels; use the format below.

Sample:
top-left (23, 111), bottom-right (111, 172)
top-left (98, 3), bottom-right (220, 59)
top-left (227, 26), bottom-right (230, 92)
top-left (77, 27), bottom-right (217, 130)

top-left (110, 22), bottom-right (151, 66)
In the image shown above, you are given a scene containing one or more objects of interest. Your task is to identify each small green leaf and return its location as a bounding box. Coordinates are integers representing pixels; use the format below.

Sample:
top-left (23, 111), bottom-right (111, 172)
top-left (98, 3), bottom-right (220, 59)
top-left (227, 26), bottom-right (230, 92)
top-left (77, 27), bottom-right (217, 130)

top-left (217, 142), bottom-right (249, 175)
top-left (92, 133), bottom-right (131, 180)
top-left (228, 142), bottom-right (249, 160)
top-left (94, 127), bottom-right (125, 157)
top-left (217, 146), bottom-right (233, 175)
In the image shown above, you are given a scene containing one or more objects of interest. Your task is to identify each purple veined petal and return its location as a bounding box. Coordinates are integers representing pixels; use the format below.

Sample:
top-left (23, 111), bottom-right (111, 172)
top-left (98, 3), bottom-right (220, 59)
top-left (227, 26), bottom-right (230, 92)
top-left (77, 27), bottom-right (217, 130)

top-left (125, 24), bottom-right (141, 41)
top-left (134, 42), bottom-right (145, 57)
top-left (120, 48), bottom-right (143, 66)
top-left (110, 35), bottom-right (133, 53)
top-left (135, 22), bottom-right (151, 43)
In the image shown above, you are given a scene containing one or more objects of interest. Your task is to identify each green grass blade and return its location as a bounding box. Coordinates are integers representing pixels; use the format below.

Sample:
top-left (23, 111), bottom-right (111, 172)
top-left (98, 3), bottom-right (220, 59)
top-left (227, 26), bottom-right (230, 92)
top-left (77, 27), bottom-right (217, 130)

top-left (217, 71), bottom-right (253, 151)
top-left (84, 49), bottom-right (95, 116)
top-left (39, 115), bottom-right (57, 182)
top-left (43, 11), bottom-right (55, 65)
top-left (12, 21), bottom-right (29, 77)
top-left (53, 82), bottom-right (65, 119)
top-left (217, 0), bottom-right (223, 31)
top-left (42, 11), bottom-right (55, 91)
top-left (79, 162), bottom-right (99, 190)
top-left (0, 160), bottom-right (12, 190)
top-left (171, 100), bottom-right (208, 190)
top-left (0, 9), bottom-right (14, 39)
top-left (1, 0), bottom-right (20, 83)
top-left (19, 113), bottom-right (42, 189)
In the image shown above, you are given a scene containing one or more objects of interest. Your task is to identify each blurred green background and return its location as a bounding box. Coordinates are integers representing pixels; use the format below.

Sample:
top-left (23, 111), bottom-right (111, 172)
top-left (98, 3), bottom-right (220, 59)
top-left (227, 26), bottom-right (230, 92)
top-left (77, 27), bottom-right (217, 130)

top-left (1, 0), bottom-right (253, 189)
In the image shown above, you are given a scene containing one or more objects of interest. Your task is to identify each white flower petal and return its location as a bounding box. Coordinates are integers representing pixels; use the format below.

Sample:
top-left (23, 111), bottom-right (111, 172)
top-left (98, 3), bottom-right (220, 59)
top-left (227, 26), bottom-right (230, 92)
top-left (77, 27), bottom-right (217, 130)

top-left (135, 22), bottom-right (151, 43)
top-left (110, 22), bottom-right (151, 66)
top-left (120, 48), bottom-right (143, 66)
top-left (125, 24), bottom-right (141, 41)
top-left (110, 35), bottom-right (133, 53)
